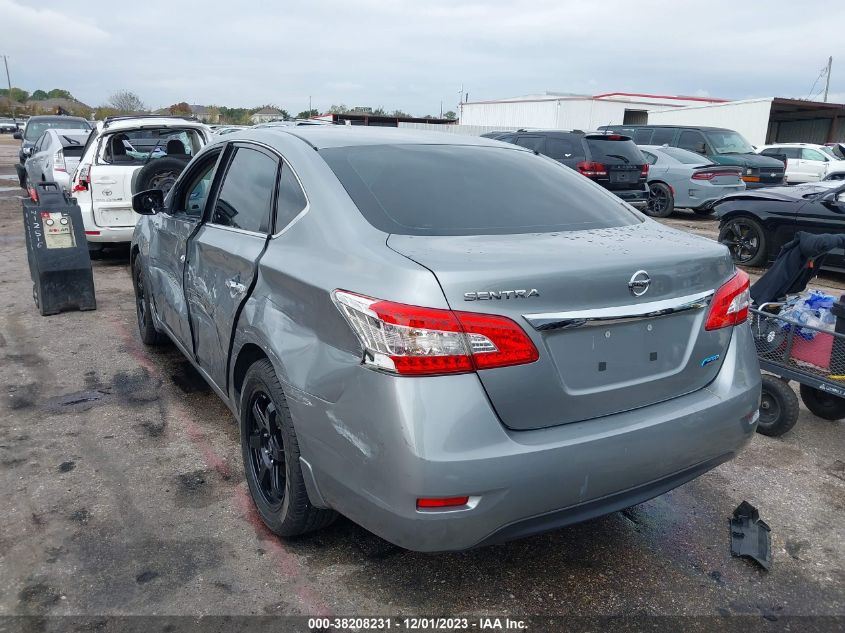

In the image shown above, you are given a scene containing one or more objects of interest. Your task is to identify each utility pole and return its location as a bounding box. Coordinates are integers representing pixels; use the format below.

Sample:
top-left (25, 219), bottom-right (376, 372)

top-left (2, 55), bottom-right (15, 123)
top-left (309, 95), bottom-right (312, 115)
top-left (823, 56), bottom-right (833, 102)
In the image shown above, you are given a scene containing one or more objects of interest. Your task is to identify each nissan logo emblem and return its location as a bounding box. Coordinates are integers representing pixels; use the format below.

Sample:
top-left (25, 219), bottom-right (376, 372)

top-left (628, 270), bottom-right (651, 297)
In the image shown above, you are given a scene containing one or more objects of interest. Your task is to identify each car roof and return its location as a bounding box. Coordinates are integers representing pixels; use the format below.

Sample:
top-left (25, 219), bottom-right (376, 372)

top-left (231, 126), bottom-right (517, 150)
top-left (760, 143), bottom-right (824, 148)
top-left (99, 116), bottom-right (208, 133)
top-left (601, 124), bottom-right (734, 132)
top-left (26, 115), bottom-right (89, 124)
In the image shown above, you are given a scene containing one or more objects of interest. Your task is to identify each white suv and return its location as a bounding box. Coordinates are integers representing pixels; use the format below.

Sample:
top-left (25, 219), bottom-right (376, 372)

top-left (70, 116), bottom-right (211, 253)
top-left (757, 143), bottom-right (845, 184)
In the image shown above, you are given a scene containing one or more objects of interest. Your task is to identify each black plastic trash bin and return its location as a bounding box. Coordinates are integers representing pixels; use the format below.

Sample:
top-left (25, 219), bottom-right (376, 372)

top-left (22, 182), bottom-right (96, 316)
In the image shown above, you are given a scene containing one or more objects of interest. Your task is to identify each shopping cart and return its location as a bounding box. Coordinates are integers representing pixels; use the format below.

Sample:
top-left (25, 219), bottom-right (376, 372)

top-left (748, 232), bottom-right (845, 436)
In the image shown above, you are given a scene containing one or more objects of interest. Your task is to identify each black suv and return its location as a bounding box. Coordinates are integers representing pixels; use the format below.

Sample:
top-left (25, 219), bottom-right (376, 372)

top-left (484, 130), bottom-right (649, 208)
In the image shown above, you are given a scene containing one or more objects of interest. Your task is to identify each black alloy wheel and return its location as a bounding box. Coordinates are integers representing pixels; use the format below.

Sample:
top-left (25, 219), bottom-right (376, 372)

top-left (718, 217), bottom-right (767, 267)
top-left (246, 392), bottom-right (287, 507)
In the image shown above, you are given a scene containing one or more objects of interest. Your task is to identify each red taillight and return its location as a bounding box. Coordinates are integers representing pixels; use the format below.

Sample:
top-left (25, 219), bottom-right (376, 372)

top-left (692, 170), bottom-right (741, 181)
top-left (640, 164), bottom-right (648, 178)
top-left (73, 164), bottom-right (90, 192)
top-left (85, 230), bottom-right (100, 236)
top-left (28, 187), bottom-right (38, 202)
top-left (705, 270), bottom-right (750, 330)
top-left (417, 496), bottom-right (469, 509)
top-left (333, 290), bottom-right (539, 376)
top-left (53, 150), bottom-right (66, 173)
top-left (576, 161), bottom-right (608, 178)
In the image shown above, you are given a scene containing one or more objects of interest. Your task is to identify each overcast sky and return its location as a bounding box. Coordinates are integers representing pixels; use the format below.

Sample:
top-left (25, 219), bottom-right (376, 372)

top-left (3, 0), bottom-right (844, 114)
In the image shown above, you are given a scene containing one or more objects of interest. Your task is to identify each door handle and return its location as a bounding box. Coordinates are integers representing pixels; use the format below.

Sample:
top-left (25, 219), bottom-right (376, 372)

top-left (225, 278), bottom-right (246, 297)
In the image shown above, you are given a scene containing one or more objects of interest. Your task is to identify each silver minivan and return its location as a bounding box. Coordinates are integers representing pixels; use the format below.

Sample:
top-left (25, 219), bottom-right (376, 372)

top-left (131, 127), bottom-right (761, 551)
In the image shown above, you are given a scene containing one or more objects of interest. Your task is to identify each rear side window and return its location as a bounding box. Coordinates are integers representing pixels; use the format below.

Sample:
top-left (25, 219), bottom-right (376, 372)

top-left (514, 136), bottom-right (546, 153)
top-left (657, 147), bottom-right (709, 164)
top-left (802, 148), bottom-right (826, 161)
top-left (320, 144), bottom-right (641, 236)
top-left (641, 151), bottom-right (658, 165)
top-left (211, 147), bottom-right (278, 233)
top-left (584, 137), bottom-right (645, 164)
top-left (275, 165), bottom-right (308, 231)
top-left (546, 137), bottom-right (582, 160)
top-left (650, 128), bottom-right (676, 145)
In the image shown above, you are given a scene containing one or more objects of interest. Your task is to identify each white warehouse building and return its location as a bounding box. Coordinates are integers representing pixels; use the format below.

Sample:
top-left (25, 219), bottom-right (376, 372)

top-left (458, 92), bottom-right (728, 130)
top-left (457, 92), bottom-right (845, 145)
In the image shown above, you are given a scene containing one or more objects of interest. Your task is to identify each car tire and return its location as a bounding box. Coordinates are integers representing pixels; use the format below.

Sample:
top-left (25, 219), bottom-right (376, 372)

top-left (799, 384), bottom-right (845, 421)
top-left (132, 256), bottom-right (167, 346)
top-left (240, 359), bottom-right (336, 538)
top-left (645, 182), bottom-right (674, 218)
top-left (757, 374), bottom-right (799, 437)
top-left (718, 216), bottom-right (768, 267)
top-left (133, 157), bottom-right (189, 196)
top-left (16, 164), bottom-right (26, 189)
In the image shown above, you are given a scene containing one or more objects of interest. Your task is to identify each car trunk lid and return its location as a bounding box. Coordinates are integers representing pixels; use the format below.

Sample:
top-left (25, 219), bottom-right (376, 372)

top-left (90, 164), bottom-right (138, 227)
top-left (388, 222), bottom-right (736, 430)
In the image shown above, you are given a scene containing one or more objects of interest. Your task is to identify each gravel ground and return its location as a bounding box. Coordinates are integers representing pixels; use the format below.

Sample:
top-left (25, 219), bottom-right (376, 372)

top-left (0, 135), bottom-right (842, 630)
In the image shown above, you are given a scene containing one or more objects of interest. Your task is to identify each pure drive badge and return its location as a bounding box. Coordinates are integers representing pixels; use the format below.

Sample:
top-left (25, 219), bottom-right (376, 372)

top-left (464, 289), bottom-right (540, 301)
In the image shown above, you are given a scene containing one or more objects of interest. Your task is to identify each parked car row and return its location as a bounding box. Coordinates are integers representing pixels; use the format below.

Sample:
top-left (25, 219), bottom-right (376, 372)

top-left (757, 143), bottom-right (845, 183)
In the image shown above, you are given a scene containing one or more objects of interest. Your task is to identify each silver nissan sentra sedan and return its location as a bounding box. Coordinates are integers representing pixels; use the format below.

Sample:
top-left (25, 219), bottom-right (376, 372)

top-left (130, 126), bottom-right (761, 552)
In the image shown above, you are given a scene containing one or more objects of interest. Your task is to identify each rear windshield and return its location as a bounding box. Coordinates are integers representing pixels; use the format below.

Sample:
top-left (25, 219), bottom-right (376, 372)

top-left (657, 147), bottom-right (709, 164)
top-left (320, 144), bottom-right (641, 236)
top-left (58, 133), bottom-right (87, 149)
top-left (584, 137), bottom-right (645, 165)
top-left (98, 128), bottom-right (203, 165)
top-left (24, 119), bottom-right (90, 141)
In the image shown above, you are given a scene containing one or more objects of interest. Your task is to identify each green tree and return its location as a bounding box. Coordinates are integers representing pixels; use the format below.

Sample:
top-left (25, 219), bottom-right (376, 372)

top-left (391, 109), bottom-right (410, 118)
top-left (328, 104), bottom-right (348, 114)
top-left (47, 88), bottom-right (74, 99)
top-left (30, 89), bottom-right (49, 101)
top-left (0, 87), bottom-right (30, 103)
top-left (296, 108), bottom-right (319, 119)
top-left (372, 107), bottom-right (387, 116)
top-left (444, 110), bottom-right (457, 120)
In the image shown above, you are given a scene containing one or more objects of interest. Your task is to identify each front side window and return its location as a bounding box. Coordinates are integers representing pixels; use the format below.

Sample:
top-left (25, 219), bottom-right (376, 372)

top-left (705, 130), bottom-right (755, 155)
top-left (211, 147), bottom-right (277, 233)
top-left (634, 128), bottom-right (654, 144)
top-left (321, 144), bottom-right (641, 236)
top-left (177, 153), bottom-right (221, 218)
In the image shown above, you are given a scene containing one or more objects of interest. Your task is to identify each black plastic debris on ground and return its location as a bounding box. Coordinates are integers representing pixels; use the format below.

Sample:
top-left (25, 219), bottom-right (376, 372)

top-left (730, 501), bottom-right (772, 570)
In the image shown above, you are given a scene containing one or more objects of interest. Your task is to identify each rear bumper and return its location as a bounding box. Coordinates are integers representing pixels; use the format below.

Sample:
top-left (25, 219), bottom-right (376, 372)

top-left (292, 324), bottom-right (761, 552)
top-left (610, 187), bottom-right (648, 208)
top-left (79, 205), bottom-right (135, 244)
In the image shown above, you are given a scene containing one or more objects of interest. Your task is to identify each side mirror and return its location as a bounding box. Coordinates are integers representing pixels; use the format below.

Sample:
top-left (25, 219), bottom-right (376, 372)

top-left (13, 131), bottom-right (22, 140)
top-left (133, 189), bottom-right (164, 215)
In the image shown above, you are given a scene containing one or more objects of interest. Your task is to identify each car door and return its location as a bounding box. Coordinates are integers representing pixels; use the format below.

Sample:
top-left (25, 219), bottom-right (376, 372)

top-left (185, 143), bottom-right (278, 390)
top-left (26, 133), bottom-right (47, 182)
top-left (800, 148), bottom-right (829, 182)
top-left (147, 147), bottom-right (225, 351)
top-left (796, 183), bottom-right (845, 234)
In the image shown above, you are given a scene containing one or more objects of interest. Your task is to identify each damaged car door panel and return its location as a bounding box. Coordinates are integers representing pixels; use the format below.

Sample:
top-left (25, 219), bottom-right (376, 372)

top-left (132, 129), bottom-right (762, 552)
